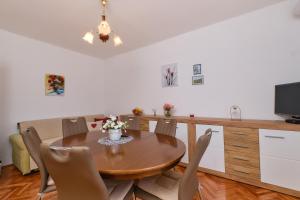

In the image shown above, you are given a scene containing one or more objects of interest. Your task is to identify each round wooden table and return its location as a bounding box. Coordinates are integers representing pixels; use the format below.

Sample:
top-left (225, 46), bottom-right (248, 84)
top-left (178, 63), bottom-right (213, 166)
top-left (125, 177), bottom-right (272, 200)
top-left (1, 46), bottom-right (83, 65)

top-left (51, 130), bottom-right (186, 180)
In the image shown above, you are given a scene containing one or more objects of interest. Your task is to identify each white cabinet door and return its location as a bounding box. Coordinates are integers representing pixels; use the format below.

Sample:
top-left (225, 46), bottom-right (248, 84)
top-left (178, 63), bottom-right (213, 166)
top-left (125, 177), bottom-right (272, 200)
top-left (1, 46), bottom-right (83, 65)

top-left (196, 125), bottom-right (225, 172)
top-left (259, 129), bottom-right (300, 191)
top-left (149, 120), bottom-right (157, 133)
top-left (176, 123), bottom-right (188, 164)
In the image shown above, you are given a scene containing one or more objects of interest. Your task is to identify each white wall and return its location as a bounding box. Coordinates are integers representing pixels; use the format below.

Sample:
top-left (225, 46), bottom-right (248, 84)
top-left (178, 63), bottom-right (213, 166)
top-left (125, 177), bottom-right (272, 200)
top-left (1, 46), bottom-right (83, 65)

top-left (104, 0), bottom-right (300, 120)
top-left (0, 30), bottom-right (105, 165)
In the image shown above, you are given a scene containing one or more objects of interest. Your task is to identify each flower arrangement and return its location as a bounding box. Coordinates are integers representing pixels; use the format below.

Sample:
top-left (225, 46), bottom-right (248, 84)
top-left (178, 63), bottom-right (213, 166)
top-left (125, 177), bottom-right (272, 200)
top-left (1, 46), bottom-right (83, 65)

top-left (163, 103), bottom-right (174, 117)
top-left (132, 107), bottom-right (143, 116)
top-left (102, 116), bottom-right (127, 130)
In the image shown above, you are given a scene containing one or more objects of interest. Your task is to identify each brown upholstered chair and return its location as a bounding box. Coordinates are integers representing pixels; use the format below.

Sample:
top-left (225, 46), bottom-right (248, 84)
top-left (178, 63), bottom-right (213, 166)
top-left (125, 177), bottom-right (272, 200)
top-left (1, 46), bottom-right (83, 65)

top-left (20, 127), bottom-right (56, 200)
top-left (154, 119), bottom-right (177, 137)
top-left (134, 129), bottom-right (212, 200)
top-left (62, 117), bottom-right (88, 138)
top-left (40, 144), bottom-right (134, 200)
top-left (120, 116), bottom-right (140, 131)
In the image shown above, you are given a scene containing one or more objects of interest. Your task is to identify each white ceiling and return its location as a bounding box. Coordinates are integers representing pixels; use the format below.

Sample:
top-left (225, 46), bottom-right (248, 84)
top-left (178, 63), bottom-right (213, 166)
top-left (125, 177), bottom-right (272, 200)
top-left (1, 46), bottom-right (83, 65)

top-left (0, 0), bottom-right (284, 59)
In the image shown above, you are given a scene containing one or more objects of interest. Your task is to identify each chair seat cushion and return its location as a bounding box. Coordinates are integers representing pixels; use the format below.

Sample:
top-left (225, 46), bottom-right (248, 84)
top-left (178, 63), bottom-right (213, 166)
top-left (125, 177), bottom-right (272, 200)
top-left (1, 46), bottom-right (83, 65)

top-left (104, 179), bottom-right (134, 200)
top-left (136, 171), bottom-right (183, 200)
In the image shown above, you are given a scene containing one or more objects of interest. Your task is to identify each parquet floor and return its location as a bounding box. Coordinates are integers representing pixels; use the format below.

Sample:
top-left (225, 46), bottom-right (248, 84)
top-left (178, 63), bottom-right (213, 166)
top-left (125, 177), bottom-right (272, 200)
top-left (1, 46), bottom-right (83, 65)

top-left (0, 165), bottom-right (299, 200)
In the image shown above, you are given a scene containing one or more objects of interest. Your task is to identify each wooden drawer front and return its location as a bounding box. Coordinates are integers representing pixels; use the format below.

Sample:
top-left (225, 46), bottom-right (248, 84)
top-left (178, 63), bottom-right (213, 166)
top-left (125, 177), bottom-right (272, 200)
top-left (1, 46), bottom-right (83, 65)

top-left (225, 127), bottom-right (258, 145)
top-left (259, 129), bottom-right (300, 161)
top-left (140, 119), bottom-right (149, 131)
top-left (226, 151), bottom-right (259, 169)
top-left (227, 165), bottom-right (260, 181)
top-left (225, 142), bottom-right (258, 154)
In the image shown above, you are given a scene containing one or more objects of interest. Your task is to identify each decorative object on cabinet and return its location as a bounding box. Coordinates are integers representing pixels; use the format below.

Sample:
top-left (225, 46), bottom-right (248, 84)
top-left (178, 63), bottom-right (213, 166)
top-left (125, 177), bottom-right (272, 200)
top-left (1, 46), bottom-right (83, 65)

top-left (192, 75), bottom-right (204, 85)
top-left (102, 116), bottom-right (128, 141)
top-left (152, 108), bottom-right (157, 116)
top-left (193, 64), bottom-right (202, 75)
top-left (163, 103), bottom-right (174, 117)
top-left (132, 107), bottom-right (143, 116)
top-left (161, 63), bottom-right (178, 87)
top-left (45, 74), bottom-right (65, 96)
top-left (230, 105), bottom-right (241, 120)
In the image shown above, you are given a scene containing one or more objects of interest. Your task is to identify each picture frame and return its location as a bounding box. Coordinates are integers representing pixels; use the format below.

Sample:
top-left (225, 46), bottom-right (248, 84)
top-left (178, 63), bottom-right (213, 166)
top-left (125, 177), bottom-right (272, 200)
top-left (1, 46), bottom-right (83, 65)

top-left (45, 74), bottom-right (65, 96)
top-left (192, 75), bottom-right (204, 85)
top-left (161, 63), bottom-right (178, 88)
top-left (193, 64), bottom-right (201, 75)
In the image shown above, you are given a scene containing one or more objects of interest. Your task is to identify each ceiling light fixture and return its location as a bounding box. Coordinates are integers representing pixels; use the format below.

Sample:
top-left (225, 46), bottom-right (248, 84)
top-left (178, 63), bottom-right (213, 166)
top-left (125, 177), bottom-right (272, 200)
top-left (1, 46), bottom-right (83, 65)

top-left (82, 0), bottom-right (122, 46)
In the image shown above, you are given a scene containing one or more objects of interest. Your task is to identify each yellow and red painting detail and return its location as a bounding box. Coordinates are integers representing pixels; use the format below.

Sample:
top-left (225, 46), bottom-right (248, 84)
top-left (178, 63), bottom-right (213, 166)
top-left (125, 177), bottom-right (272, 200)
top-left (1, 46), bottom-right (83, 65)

top-left (45, 74), bottom-right (65, 96)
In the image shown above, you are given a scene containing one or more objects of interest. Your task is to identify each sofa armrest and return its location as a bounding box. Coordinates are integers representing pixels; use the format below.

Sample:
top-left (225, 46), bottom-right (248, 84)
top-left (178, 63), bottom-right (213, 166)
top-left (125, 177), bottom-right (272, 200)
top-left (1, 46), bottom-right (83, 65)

top-left (9, 133), bottom-right (31, 175)
top-left (9, 133), bottom-right (27, 151)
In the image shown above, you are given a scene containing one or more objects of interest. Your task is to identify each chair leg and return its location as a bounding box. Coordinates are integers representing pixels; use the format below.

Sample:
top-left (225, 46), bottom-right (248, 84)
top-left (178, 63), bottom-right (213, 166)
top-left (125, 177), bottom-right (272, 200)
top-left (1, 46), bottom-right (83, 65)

top-left (197, 184), bottom-right (204, 200)
top-left (37, 193), bottom-right (44, 200)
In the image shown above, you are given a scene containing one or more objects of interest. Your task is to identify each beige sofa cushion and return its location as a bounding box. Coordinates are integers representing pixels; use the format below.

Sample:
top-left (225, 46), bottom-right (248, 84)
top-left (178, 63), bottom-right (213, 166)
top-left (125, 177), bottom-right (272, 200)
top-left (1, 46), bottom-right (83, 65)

top-left (19, 114), bottom-right (105, 170)
top-left (19, 114), bottom-right (105, 140)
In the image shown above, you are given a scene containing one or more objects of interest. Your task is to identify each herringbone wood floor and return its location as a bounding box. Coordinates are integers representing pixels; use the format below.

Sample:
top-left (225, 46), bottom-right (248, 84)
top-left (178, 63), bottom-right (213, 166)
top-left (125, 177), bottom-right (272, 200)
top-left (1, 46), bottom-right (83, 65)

top-left (0, 165), bottom-right (299, 200)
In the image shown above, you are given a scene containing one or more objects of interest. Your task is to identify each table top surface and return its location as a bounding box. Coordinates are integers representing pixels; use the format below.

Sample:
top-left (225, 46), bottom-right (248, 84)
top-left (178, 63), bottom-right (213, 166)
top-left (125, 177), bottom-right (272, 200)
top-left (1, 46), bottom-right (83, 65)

top-left (51, 130), bottom-right (186, 179)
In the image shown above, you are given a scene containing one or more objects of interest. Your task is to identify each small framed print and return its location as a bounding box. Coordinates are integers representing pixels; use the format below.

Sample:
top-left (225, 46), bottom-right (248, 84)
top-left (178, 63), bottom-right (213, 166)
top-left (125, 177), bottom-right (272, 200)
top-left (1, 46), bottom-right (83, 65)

top-left (192, 75), bottom-right (204, 85)
top-left (193, 64), bottom-right (201, 75)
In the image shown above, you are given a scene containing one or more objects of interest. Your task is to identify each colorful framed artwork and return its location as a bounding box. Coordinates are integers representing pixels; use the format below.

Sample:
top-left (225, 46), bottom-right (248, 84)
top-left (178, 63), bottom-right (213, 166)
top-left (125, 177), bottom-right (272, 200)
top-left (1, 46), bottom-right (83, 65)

top-left (45, 74), bottom-right (65, 96)
top-left (161, 63), bottom-right (178, 88)
top-left (192, 75), bottom-right (204, 85)
top-left (193, 64), bottom-right (202, 75)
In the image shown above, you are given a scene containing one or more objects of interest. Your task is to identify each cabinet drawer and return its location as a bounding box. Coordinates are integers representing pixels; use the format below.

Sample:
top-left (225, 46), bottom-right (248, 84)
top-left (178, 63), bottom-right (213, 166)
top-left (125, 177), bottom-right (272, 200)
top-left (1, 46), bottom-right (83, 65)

top-left (259, 129), bottom-right (300, 161)
top-left (226, 151), bottom-right (259, 169)
top-left (227, 164), bottom-right (260, 181)
top-left (225, 141), bottom-right (259, 155)
top-left (224, 127), bottom-right (258, 145)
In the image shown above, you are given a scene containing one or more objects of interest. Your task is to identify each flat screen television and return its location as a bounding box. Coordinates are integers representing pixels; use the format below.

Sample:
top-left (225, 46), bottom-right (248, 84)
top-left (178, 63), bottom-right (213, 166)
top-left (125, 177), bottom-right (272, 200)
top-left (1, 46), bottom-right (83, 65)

top-left (275, 82), bottom-right (300, 124)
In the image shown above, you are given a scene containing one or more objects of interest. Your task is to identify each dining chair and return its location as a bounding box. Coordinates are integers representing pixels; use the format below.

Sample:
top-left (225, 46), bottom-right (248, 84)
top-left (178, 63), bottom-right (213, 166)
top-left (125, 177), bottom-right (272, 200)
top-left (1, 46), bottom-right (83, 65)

top-left (40, 144), bottom-right (134, 200)
top-left (154, 119), bottom-right (177, 137)
top-left (134, 128), bottom-right (212, 200)
top-left (120, 116), bottom-right (140, 131)
top-left (20, 127), bottom-right (56, 200)
top-left (62, 117), bottom-right (89, 138)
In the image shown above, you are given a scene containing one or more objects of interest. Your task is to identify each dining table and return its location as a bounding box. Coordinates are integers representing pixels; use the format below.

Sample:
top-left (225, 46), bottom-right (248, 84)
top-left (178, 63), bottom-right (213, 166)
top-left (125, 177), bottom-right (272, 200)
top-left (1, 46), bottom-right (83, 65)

top-left (51, 130), bottom-right (186, 180)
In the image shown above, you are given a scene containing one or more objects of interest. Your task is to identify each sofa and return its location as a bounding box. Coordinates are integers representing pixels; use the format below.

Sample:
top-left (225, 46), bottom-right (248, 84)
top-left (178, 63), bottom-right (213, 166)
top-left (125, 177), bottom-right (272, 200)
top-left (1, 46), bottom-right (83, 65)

top-left (10, 114), bottom-right (105, 175)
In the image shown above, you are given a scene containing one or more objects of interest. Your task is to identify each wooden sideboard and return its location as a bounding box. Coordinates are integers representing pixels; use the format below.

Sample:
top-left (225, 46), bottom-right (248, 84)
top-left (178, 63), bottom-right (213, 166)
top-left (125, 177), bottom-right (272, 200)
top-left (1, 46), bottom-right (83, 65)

top-left (121, 114), bottom-right (300, 198)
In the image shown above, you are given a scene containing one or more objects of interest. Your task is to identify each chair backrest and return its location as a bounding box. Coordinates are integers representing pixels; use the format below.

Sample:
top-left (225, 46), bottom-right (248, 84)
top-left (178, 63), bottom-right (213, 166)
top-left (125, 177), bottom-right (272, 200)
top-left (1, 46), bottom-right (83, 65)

top-left (62, 117), bottom-right (88, 138)
top-left (20, 127), bottom-right (49, 193)
top-left (154, 119), bottom-right (177, 137)
top-left (178, 129), bottom-right (212, 200)
top-left (40, 144), bottom-right (109, 200)
top-left (120, 116), bottom-right (140, 131)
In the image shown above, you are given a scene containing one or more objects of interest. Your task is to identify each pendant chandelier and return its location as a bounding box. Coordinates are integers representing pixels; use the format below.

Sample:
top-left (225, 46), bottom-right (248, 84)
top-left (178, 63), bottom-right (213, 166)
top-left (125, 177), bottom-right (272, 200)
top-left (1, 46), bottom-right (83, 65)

top-left (82, 0), bottom-right (122, 46)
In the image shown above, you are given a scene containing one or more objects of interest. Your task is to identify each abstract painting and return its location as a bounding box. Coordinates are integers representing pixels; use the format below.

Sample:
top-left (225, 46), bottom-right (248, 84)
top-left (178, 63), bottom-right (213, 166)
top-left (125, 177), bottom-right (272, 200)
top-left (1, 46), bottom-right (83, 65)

top-left (161, 63), bottom-right (178, 88)
top-left (45, 74), bottom-right (65, 96)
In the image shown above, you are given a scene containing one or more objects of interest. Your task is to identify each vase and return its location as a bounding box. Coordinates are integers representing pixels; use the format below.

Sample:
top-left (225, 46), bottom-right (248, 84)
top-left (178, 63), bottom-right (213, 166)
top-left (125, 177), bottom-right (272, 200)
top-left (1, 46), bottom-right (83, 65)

top-left (109, 129), bottom-right (122, 141)
top-left (164, 110), bottom-right (172, 117)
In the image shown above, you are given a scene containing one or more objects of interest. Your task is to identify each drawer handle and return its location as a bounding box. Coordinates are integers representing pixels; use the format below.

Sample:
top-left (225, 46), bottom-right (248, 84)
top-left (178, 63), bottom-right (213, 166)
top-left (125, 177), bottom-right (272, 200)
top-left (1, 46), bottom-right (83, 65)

top-left (232, 144), bottom-right (249, 149)
top-left (212, 130), bottom-right (219, 133)
top-left (265, 136), bottom-right (285, 139)
top-left (232, 132), bottom-right (247, 136)
top-left (233, 169), bottom-right (250, 175)
top-left (233, 156), bottom-right (249, 162)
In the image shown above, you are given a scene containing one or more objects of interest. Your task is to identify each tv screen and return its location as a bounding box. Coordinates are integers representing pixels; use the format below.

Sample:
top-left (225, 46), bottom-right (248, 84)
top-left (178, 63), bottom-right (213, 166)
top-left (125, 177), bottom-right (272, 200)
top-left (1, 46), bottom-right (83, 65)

top-left (275, 82), bottom-right (300, 116)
